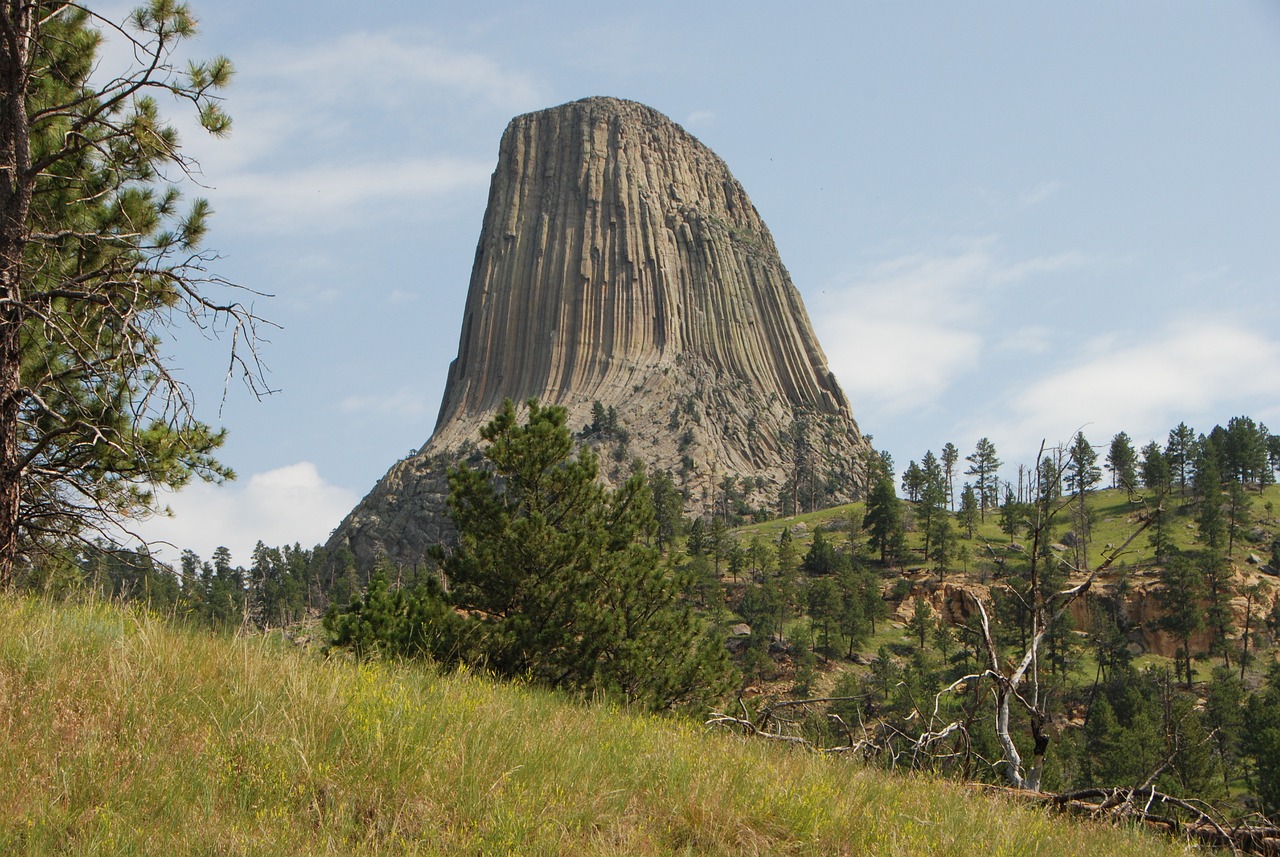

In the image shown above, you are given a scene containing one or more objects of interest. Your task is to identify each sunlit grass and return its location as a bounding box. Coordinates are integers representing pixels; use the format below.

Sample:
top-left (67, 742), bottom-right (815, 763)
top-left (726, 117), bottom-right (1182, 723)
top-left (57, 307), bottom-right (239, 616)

top-left (0, 595), bottom-right (1196, 855)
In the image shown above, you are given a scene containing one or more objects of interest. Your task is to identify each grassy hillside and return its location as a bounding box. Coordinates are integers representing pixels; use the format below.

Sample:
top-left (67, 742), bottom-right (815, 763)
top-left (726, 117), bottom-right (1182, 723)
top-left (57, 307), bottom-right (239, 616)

top-left (732, 484), bottom-right (1280, 579)
top-left (0, 596), bottom-right (1195, 856)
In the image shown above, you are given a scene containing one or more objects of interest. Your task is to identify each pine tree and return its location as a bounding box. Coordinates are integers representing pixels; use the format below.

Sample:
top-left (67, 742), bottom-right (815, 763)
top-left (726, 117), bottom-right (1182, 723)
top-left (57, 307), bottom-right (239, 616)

top-left (901, 460), bottom-right (924, 503)
top-left (836, 566), bottom-right (869, 658)
top-left (1106, 432), bottom-right (1138, 494)
top-left (940, 442), bottom-right (959, 510)
top-left (1140, 441), bottom-right (1170, 492)
top-left (1223, 415), bottom-right (1268, 485)
top-left (325, 567), bottom-right (463, 662)
top-left (907, 597), bottom-right (932, 651)
top-left (928, 515), bottom-right (956, 581)
top-left (1195, 451), bottom-right (1225, 552)
top-left (648, 468), bottom-right (684, 550)
top-left (917, 450), bottom-right (947, 560)
top-left (861, 568), bottom-right (889, 634)
top-left (958, 483), bottom-right (980, 539)
top-left (1204, 665), bottom-right (1245, 790)
top-left (1201, 550), bottom-right (1235, 667)
top-left (802, 529), bottom-right (837, 575)
top-left (1225, 479), bottom-right (1252, 557)
top-left (806, 576), bottom-right (839, 653)
top-left (0, 2), bottom-right (265, 584)
top-left (1167, 422), bottom-right (1197, 496)
top-left (440, 398), bottom-right (733, 711)
top-left (1141, 442), bottom-right (1174, 561)
top-left (965, 438), bottom-right (1002, 521)
top-left (1064, 433), bottom-right (1100, 566)
top-left (864, 475), bottom-right (905, 565)
top-left (1158, 553), bottom-right (1205, 689)
top-left (1064, 433), bottom-right (1101, 496)
top-left (997, 487), bottom-right (1024, 544)
top-left (1244, 664), bottom-right (1280, 815)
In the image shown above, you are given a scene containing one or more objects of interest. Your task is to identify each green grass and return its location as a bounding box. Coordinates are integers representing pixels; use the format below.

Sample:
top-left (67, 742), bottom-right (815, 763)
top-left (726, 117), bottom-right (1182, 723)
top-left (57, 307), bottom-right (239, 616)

top-left (0, 595), bottom-right (1197, 856)
top-left (733, 501), bottom-right (864, 547)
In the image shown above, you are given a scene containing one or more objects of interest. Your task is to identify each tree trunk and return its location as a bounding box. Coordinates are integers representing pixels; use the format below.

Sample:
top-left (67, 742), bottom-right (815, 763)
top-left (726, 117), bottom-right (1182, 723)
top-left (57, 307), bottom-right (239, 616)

top-left (0, 3), bottom-right (34, 586)
top-left (0, 296), bottom-right (21, 586)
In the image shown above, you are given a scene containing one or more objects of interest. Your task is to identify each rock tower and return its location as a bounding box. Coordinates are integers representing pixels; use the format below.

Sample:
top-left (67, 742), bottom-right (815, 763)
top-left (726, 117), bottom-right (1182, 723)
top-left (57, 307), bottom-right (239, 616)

top-left (329, 97), bottom-right (873, 568)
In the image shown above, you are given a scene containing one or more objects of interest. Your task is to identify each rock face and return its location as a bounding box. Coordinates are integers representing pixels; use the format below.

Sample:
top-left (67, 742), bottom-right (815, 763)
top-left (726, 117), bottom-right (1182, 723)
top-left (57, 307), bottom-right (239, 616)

top-left (329, 97), bottom-right (873, 569)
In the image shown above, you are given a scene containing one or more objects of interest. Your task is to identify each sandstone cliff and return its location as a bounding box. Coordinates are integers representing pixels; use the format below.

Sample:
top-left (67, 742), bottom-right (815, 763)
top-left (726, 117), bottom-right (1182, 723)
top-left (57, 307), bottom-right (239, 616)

top-left (330, 97), bottom-right (873, 568)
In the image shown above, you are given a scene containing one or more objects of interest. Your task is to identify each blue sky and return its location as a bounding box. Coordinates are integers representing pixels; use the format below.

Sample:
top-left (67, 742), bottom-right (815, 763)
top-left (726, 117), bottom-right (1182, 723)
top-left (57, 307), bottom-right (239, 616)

top-left (124, 1), bottom-right (1280, 564)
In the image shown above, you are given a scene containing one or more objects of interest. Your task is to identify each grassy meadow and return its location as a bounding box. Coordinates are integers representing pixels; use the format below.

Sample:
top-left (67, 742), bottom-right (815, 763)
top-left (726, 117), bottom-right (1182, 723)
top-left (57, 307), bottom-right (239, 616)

top-left (0, 595), bottom-right (1198, 856)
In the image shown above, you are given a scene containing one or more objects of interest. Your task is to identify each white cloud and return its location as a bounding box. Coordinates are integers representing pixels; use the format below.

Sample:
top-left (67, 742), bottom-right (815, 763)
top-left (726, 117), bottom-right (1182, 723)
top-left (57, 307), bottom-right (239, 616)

top-left (386, 289), bottom-right (419, 306)
top-left (170, 28), bottom-right (543, 232)
top-left (252, 31), bottom-right (544, 112)
top-left (684, 110), bottom-right (716, 131)
top-left (136, 462), bottom-right (358, 566)
top-left (1018, 180), bottom-right (1064, 208)
top-left (814, 240), bottom-right (1085, 411)
top-left (212, 156), bottom-right (493, 231)
top-left (339, 388), bottom-right (431, 422)
top-left (998, 319), bottom-right (1280, 456)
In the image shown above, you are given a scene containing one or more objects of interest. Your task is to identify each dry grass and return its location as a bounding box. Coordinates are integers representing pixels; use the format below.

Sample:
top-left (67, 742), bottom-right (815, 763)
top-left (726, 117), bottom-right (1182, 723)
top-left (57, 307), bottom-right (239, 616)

top-left (0, 595), bottom-right (1194, 855)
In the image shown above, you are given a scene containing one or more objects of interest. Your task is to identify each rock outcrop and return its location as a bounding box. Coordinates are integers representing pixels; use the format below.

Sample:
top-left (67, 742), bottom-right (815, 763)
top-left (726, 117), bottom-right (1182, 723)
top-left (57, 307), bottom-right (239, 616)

top-left (329, 97), bottom-right (873, 569)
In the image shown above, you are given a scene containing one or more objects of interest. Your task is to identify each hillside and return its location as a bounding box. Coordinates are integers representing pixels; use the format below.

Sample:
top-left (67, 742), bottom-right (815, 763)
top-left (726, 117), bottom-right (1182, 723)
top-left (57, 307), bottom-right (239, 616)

top-left (0, 596), bottom-right (1193, 856)
top-left (716, 483), bottom-right (1280, 710)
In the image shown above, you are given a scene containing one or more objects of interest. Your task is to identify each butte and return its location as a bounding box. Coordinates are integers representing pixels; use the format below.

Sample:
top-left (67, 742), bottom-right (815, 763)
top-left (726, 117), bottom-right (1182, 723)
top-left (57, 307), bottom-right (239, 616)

top-left (328, 97), bottom-right (874, 569)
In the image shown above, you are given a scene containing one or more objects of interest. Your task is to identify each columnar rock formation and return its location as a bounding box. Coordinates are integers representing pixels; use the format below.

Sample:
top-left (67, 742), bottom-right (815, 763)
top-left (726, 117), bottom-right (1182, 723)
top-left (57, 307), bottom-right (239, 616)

top-left (329, 97), bottom-right (874, 568)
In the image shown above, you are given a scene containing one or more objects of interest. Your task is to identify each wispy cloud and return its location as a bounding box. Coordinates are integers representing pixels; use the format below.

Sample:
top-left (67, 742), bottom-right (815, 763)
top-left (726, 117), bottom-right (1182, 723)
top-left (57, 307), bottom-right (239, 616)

top-left (997, 318), bottom-right (1280, 457)
top-left (386, 289), bottom-right (419, 306)
top-left (814, 240), bottom-right (1086, 412)
top-left (174, 29), bottom-right (542, 232)
top-left (136, 462), bottom-right (358, 566)
top-left (684, 110), bottom-right (716, 131)
top-left (339, 388), bottom-right (431, 422)
top-left (212, 157), bottom-right (493, 231)
top-left (251, 31), bottom-right (545, 112)
top-left (1018, 180), bottom-right (1064, 208)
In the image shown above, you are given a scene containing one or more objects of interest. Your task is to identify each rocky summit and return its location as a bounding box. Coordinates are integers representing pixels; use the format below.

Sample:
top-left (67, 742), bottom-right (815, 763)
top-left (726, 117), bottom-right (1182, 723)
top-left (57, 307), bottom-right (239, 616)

top-left (329, 97), bottom-right (874, 568)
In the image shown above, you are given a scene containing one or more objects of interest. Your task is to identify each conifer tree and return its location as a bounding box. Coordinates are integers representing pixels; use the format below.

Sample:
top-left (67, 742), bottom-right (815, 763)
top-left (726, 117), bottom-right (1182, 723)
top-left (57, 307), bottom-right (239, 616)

top-left (907, 597), bottom-right (932, 651)
top-left (1244, 664), bottom-right (1280, 815)
top-left (1141, 442), bottom-right (1174, 561)
top-left (940, 442), bottom-right (959, 510)
top-left (1158, 553), bottom-right (1205, 689)
top-left (860, 567), bottom-right (889, 634)
top-left (802, 529), bottom-right (836, 575)
top-left (1195, 451), bottom-right (1225, 552)
top-left (0, 2), bottom-right (267, 584)
top-left (864, 474), bottom-right (904, 565)
top-left (1064, 433), bottom-right (1101, 496)
top-left (958, 483), bottom-right (980, 539)
top-left (806, 576), bottom-right (839, 653)
top-left (1225, 479), bottom-right (1252, 557)
top-left (1204, 665), bottom-right (1245, 789)
top-left (440, 398), bottom-right (733, 711)
top-left (836, 566), bottom-right (868, 657)
top-left (965, 438), bottom-right (1002, 521)
top-left (1167, 422), bottom-right (1197, 496)
top-left (1106, 432), bottom-right (1138, 494)
top-left (917, 450), bottom-right (947, 559)
top-left (1140, 441), bottom-right (1170, 492)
